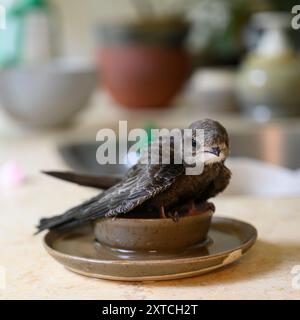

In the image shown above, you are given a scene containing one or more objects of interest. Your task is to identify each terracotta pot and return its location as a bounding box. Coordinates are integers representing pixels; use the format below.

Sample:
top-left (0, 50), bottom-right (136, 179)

top-left (96, 18), bottom-right (191, 109)
top-left (99, 46), bottom-right (189, 108)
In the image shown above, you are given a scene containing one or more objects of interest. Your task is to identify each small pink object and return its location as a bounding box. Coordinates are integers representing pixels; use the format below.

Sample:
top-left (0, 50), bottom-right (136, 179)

top-left (0, 162), bottom-right (26, 190)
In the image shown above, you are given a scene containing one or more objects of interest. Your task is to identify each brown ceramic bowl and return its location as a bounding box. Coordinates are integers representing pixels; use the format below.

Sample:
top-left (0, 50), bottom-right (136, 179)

top-left (94, 210), bottom-right (213, 252)
top-left (96, 17), bottom-right (190, 108)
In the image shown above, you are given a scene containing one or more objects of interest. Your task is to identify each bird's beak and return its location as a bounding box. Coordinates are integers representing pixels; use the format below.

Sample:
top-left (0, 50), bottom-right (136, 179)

top-left (205, 147), bottom-right (220, 157)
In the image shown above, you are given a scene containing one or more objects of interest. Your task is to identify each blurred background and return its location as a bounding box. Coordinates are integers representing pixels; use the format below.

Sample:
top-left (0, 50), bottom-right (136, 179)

top-left (0, 0), bottom-right (300, 197)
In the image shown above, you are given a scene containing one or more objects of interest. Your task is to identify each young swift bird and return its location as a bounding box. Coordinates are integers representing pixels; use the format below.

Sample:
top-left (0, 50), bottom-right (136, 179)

top-left (37, 119), bottom-right (231, 232)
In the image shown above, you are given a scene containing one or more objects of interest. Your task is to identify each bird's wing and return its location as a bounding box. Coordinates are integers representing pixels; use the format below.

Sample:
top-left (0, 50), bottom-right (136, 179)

top-left (37, 163), bottom-right (184, 232)
top-left (85, 163), bottom-right (184, 219)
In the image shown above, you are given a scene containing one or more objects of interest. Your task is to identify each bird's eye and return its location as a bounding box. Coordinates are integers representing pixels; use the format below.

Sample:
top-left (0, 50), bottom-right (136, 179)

top-left (211, 147), bottom-right (221, 156)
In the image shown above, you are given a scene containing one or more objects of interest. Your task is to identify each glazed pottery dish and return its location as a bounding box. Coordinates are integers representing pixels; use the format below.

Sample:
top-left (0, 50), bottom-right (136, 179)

top-left (44, 216), bottom-right (257, 281)
top-left (94, 209), bottom-right (213, 252)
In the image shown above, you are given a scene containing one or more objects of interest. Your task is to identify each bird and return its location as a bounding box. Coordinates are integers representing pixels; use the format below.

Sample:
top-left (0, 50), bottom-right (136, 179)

top-left (37, 119), bottom-right (231, 233)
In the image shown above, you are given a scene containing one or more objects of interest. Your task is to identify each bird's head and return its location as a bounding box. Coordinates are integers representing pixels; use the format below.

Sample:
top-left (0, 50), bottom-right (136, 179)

top-left (187, 119), bottom-right (229, 165)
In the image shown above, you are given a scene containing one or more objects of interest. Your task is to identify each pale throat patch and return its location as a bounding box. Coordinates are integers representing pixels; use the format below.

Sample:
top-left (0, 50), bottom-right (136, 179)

top-left (202, 143), bottom-right (228, 164)
top-left (202, 152), bottom-right (225, 164)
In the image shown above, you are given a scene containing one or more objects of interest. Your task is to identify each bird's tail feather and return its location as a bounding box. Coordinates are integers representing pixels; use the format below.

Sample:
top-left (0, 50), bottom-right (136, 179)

top-left (42, 171), bottom-right (121, 189)
top-left (36, 194), bottom-right (106, 233)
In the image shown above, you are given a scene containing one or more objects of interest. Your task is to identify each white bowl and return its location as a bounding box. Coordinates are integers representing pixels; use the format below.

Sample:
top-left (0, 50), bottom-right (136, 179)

top-left (0, 60), bottom-right (98, 127)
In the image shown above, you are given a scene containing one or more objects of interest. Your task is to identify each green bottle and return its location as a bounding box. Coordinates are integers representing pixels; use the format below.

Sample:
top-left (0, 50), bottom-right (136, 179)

top-left (0, 0), bottom-right (20, 67)
top-left (0, 0), bottom-right (58, 67)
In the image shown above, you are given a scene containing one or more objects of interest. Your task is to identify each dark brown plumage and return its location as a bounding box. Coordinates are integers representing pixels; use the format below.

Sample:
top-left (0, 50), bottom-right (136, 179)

top-left (42, 171), bottom-right (121, 189)
top-left (37, 119), bottom-right (231, 233)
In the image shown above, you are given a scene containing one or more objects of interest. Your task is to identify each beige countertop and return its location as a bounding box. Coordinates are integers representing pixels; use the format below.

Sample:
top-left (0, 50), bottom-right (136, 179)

top-left (0, 129), bottom-right (300, 300)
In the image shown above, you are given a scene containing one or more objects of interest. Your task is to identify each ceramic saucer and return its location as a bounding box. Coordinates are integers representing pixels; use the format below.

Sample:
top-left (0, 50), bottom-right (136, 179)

top-left (43, 216), bottom-right (257, 281)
